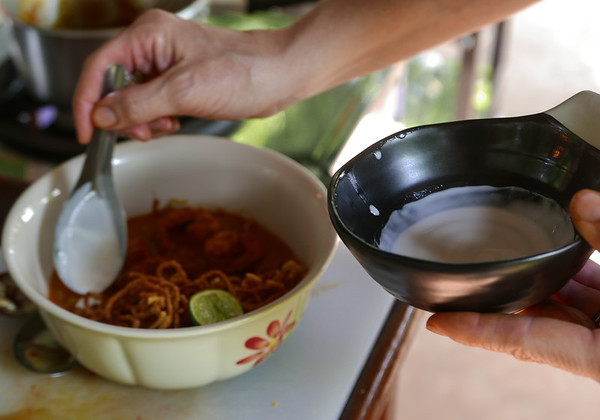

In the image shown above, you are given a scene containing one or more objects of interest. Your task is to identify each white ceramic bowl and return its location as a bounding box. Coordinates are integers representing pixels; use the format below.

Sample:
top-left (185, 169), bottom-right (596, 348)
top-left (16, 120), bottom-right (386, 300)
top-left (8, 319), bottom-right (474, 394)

top-left (2, 135), bottom-right (337, 390)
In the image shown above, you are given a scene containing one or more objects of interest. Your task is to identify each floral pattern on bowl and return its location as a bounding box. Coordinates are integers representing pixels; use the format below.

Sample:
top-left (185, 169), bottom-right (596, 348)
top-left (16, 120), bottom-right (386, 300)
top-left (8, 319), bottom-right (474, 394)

top-left (236, 309), bottom-right (296, 367)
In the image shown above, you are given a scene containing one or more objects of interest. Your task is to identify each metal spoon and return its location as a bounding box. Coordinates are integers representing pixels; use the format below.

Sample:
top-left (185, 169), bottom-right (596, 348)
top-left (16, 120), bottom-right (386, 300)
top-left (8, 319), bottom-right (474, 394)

top-left (13, 312), bottom-right (77, 376)
top-left (1, 256), bottom-right (74, 375)
top-left (53, 63), bottom-right (128, 295)
top-left (2, 265), bottom-right (74, 375)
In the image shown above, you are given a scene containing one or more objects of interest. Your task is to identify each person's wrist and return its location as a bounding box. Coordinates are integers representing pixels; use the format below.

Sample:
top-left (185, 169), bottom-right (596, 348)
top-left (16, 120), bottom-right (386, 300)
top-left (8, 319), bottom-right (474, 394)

top-left (241, 28), bottom-right (310, 116)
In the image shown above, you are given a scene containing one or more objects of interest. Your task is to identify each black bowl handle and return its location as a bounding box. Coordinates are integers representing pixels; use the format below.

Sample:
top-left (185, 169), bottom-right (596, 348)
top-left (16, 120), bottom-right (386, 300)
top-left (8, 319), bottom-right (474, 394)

top-left (545, 90), bottom-right (600, 150)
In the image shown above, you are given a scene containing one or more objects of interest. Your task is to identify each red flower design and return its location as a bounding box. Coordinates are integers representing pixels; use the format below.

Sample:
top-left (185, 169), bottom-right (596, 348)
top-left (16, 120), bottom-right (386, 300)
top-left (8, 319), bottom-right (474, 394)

top-left (236, 310), bottom-right (296, 366)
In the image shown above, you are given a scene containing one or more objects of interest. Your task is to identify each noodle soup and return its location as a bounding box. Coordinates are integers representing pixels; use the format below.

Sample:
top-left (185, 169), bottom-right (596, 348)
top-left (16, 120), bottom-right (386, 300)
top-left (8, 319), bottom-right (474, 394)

top-left (49, 202), bottom-right (306, 329)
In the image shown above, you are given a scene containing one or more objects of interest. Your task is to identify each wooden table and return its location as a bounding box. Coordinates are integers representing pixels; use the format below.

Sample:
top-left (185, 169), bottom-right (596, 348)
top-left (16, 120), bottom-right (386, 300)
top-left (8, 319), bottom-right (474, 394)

top-left (341, 302), bottom-right (419, 420)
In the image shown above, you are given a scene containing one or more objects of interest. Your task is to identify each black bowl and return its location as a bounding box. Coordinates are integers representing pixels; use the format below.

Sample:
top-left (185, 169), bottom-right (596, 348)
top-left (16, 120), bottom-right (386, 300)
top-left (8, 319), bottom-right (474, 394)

top-left (328, 112), bottom-right (600, 313)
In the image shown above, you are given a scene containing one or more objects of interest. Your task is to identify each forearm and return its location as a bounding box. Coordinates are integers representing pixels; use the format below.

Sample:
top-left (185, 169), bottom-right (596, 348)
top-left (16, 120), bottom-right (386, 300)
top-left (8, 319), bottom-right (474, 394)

top-left (72, 0), bottom-right (541, 142)
top-left (258, 0), bottom-right (540, 110)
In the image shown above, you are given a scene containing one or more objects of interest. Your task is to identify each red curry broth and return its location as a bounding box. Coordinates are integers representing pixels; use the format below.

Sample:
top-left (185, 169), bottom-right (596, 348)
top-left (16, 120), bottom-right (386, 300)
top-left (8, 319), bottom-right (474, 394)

top-left (49, 204), bottom-right (305, 322)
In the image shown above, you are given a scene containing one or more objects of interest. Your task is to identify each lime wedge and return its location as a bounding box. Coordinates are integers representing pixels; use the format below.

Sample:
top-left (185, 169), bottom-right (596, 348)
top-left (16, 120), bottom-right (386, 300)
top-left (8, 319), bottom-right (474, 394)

top-left (189, 290), bottom-right (244, 326)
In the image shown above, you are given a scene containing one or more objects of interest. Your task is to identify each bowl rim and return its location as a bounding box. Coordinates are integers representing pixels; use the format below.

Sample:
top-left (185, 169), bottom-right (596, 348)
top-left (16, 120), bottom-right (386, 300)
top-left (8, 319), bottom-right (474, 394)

top-left (4, 134), bottom-right (338, 339)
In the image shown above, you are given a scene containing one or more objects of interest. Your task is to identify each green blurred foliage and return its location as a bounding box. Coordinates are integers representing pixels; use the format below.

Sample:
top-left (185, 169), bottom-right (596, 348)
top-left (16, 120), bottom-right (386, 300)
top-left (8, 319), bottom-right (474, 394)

top-left (206, 10), bottom-right (388, 183)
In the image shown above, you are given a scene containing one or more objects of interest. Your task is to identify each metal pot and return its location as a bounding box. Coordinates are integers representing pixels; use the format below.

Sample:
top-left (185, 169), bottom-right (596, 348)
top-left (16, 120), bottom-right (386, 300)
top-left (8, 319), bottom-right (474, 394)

top-left (1, 0), bottom-right (210, 107)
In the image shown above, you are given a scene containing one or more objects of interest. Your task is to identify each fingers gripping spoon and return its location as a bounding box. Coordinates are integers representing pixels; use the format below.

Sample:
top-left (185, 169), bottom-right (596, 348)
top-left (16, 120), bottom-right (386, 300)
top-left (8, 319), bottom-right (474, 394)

top-left (53, 64), bottom-right (128, 294)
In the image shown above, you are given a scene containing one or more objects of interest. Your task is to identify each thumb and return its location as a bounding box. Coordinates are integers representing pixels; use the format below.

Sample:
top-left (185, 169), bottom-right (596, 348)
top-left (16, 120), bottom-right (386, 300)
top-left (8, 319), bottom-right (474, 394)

top-left (570, 189), bottom-right (600, 249)
top-left (91, 78), bottom-right (182, 131)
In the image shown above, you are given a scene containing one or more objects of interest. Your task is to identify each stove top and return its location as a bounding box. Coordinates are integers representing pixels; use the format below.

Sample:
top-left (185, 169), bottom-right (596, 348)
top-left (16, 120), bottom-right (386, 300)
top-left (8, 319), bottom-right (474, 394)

top-left (0, 60), bottom-right (239, 163)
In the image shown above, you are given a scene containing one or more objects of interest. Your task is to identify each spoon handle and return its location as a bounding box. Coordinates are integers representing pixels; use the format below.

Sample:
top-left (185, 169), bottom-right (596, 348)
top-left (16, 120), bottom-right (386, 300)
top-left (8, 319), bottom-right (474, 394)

top-left (73, 64), bottom-right (129, 193)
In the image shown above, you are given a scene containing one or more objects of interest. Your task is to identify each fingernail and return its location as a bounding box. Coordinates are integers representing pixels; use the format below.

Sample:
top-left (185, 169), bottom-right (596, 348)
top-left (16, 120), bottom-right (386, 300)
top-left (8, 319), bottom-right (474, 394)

top-left (425, 316), bottom-right (443, 334)
top-left (93, 106), bottom-right (118, 127)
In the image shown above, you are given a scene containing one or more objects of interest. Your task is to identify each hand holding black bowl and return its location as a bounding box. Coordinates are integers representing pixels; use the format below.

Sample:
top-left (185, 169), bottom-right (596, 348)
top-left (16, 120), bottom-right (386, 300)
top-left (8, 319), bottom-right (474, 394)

top-left (328, 90), bottom-right (600, 382)
top-left (428, 188), bottom-right (600, 383)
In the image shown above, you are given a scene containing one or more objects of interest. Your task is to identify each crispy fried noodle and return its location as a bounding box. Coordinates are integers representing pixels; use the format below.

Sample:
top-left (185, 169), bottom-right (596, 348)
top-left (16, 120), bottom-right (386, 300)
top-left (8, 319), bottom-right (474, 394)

top-left (81, 260), bottom-right (305, 329)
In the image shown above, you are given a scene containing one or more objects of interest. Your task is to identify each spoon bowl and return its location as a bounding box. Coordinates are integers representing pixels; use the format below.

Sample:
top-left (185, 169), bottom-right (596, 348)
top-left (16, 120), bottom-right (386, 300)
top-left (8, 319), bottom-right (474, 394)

top-left (13, 312), bottom-right (77, 376)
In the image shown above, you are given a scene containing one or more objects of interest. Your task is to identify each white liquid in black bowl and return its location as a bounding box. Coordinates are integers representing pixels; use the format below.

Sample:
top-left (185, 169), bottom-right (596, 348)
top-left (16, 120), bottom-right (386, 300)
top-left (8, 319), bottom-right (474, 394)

top-left (378, 186), bottom-right (575, 264)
